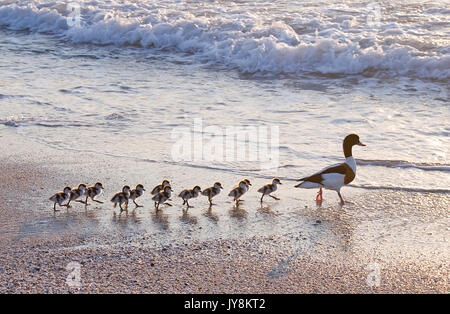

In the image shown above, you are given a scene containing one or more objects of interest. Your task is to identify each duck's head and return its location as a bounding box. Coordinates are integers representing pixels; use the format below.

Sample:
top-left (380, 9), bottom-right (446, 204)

top-left (243, 179), bottom-right (251, 186)
top-left (344, 134), bottom-right (365, 147)
top-left (272, 178), bottom-right (282, 185)
top-left (95, 182), bottom-right (104, 189)
top-left (162, 180), bottom-right (170, 187)
top-left (214, 182), bottom-right (223, 189)
top-left (78, 183), bottom-right (87, 191)
top-left (136, 184), bottom-right (145, 192)
top-left (343, 134), bottom-right (366, 157)
top-left (63, 186), bottom-right (72, 194)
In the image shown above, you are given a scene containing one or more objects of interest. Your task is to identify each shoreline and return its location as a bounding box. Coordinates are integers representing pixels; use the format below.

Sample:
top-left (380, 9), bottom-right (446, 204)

top-left (0, 130), bottom-right (448, 293)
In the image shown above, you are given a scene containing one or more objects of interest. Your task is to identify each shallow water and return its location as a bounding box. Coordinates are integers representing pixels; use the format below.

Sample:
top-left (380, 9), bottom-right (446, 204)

top-left (0, 0), bottom-right (449, 192)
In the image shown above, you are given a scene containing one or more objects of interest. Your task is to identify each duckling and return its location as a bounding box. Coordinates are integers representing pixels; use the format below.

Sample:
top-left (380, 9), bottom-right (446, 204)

top-left (84, 182), bottom-right (104, 205)
top-left (152, 185), bottom-right (173, 210)
top-left (228, 180), bottom-right (251, 206)
top-left (49, 186), bottom-right (72, 211)
top-left (111, 185), bottom-right (131, 212)
top-left (66, 183), bottom-right (87, 207)
top-left (257, 178), bottom-right (282, 202)
top-left (201, 182), bottom-right (223, 206)
top-left (129, 184), bottom-right (145, 207)
top-left (151, 180), bottom-right (170, 195)
top-left (178, 186), bottom-right (202, 208)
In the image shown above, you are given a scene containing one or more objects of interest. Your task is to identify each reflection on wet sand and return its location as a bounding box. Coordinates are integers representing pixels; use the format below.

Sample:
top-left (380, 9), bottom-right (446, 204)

top-left (151, 209), bottom-right (170, 231)
top-left (202, 207), bottom-right (219, 223)
top-left (257, 203), bottom-right (275, 216)
top-left (229, 205), bottom-right (248, 220)
top-left (112, 210), bottom-right (141, 226)
top-left (15, 210), bottom-right (102, 239)
top-left (180, 210), bottom-right (198, 225)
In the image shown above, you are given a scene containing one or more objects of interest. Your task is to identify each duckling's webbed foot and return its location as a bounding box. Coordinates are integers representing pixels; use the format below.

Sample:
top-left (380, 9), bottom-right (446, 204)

top-left (269, 195), bottom-right (280, 200)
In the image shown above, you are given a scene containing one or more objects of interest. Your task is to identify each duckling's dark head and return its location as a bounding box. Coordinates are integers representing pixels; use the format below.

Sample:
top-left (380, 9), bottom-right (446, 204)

top-left (193, 186), bottom-right (202, 192)
top-left (273, 178), bottom-right (281, 184)
top-left (122, 185), bottom-right (131, 192)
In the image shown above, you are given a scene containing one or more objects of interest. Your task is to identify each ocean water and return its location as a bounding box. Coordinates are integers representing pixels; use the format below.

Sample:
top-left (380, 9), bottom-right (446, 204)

top-left (0, 0), bottom-right (449, 192)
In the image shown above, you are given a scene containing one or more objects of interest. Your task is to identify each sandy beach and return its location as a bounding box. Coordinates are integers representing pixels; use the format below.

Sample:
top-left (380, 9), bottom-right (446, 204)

top-left (0, 132), bottom-right (448, 294)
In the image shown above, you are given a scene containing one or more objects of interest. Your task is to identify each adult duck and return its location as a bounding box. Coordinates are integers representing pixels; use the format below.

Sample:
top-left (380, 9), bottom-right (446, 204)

top-left (295, 134), bottom-right (366, 204)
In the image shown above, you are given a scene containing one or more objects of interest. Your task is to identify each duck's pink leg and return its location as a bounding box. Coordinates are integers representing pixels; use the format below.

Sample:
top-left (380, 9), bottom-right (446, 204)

top-left (337, 191), bottom-right (345, 204)
top-left (316, 188), bottom-right (323, 202)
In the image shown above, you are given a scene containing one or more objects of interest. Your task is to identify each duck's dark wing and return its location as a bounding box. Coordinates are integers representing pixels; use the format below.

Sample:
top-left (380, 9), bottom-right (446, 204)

top-left (298, 163), bottom-right (355, 184)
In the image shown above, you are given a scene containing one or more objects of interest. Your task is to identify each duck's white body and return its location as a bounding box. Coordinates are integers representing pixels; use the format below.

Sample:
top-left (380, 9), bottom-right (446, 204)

top-left (298, 157), bottom-right (356, 192)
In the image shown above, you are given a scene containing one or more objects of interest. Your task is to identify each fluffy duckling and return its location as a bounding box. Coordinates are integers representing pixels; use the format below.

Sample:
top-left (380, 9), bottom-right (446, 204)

top-left (178, 186), bottom-right (202, 208)
top-left (49, 186), bottom-right (72, 211)
top-left (111, 185), bottom-right (131, 212)
top-left (85, 182), bottom-right (104, 205)
top-left (129, 184), bottom-right (146, 208)
top-left (66, 183), bottom-right (88, 207)
top-left (151, 180), bottom-right (170, 195)
top-left (152, 185), bottom-right (173, 210)
top-left (228, 180), bottom-right (251, 206)
top-left (201, 182), bottom-right (223, 206)
top-left (257, 178), bottom-right (282, 202)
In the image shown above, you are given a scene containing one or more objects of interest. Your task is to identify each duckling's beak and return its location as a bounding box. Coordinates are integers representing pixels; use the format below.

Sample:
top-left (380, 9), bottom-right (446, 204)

top-left (357, 141), bottom-right (366, 146)
top-left (143, 189), bottom-right (146, 191)
top-left (220, 186), bottom-right (223, 189)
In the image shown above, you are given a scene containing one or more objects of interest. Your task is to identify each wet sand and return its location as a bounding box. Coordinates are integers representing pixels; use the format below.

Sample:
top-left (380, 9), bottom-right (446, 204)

top-left (0, 132), bottom-right (448, 293)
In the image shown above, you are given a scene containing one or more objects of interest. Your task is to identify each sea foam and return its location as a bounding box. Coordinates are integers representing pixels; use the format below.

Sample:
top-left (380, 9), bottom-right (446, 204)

top-left (0, 1), bottom-right (448, 79)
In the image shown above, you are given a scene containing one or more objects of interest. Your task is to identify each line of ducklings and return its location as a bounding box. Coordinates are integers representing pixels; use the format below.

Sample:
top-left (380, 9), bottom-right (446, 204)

top-left (49, 178), bottom-right (282, 212)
